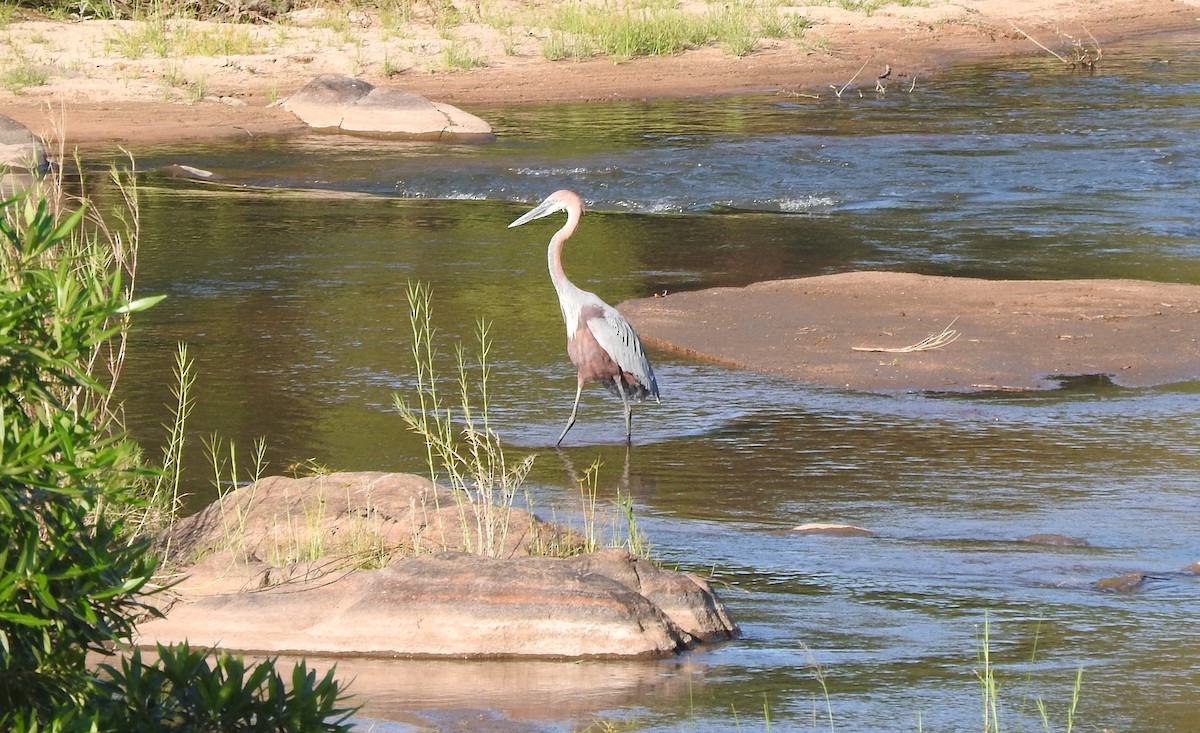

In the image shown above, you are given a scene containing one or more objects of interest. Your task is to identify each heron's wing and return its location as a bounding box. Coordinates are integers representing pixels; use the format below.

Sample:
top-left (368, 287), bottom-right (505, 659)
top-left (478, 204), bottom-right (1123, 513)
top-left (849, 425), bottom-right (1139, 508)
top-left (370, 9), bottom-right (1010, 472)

top-left (585, 306), bottom-right (660, 400)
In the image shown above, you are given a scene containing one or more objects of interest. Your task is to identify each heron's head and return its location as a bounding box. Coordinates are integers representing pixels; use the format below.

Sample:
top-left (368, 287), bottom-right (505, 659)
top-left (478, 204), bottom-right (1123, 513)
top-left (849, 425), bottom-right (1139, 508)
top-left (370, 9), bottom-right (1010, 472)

top-left (508, 190), bottom-right (584, 228)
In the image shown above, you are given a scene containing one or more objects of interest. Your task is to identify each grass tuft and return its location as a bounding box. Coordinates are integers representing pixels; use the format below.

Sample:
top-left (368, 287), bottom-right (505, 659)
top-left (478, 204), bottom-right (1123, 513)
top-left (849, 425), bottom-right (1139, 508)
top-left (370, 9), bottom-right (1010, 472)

top-left (0, 61), bottom-right (48, 93)
top-left (976, 614), bottom-right (1085, 733)
top-left (441, 39), bottom-right (486, 69)
top-left (393, 281), bottom-right (535, 558)
top-left (535, 1), bottom-right (808, 61)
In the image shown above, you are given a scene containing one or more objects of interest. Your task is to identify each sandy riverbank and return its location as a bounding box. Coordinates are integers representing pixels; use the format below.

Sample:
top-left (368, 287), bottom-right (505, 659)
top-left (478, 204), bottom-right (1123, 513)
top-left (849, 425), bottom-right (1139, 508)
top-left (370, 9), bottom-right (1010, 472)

top-left (0, 0), bottom-right (1196, 145)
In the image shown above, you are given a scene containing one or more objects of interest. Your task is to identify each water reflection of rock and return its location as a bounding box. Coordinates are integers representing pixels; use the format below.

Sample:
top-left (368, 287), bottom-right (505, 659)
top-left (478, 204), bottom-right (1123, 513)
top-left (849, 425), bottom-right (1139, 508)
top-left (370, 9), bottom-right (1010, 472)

top-left (273, 654), bottom-right (699, 730)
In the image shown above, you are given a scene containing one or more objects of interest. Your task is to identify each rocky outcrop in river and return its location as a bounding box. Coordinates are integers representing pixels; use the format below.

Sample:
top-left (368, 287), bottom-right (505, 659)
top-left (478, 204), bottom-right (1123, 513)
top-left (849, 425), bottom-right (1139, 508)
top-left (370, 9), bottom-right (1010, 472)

top-left (139, 472), bottom-right (737, 658)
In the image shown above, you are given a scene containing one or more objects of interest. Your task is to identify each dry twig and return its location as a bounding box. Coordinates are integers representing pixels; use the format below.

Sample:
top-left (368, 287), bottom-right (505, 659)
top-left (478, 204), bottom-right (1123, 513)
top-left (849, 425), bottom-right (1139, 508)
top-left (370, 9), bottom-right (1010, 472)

top-left (852, 318), bottom-right (960, 353)
top-left (831, 59), bottom-right (871, 99)
top-left (1010, 23), bottom-right (1068, 63)
top-left (1011, 23), bottom-right (1102, 69)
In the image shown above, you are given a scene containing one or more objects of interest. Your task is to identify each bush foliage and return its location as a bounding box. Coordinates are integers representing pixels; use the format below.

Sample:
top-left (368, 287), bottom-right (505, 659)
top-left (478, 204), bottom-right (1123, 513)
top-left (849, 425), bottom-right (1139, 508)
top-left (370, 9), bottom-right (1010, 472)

top-left (0, 176), bottom-right (353, 730)
top-left (0, 187), bottom-right (159, 719)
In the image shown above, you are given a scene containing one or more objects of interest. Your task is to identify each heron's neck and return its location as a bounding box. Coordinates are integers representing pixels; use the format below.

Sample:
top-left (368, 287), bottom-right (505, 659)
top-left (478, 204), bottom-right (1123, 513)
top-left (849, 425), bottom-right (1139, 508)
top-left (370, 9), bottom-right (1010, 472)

top-left (547, 209), bottom-right (587, 337)
top-left (546, 208), bottom-right (581, 294)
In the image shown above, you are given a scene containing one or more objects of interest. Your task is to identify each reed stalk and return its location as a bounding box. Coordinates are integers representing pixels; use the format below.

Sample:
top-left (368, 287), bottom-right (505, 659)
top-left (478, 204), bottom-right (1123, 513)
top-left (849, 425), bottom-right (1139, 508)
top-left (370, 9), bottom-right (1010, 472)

top-left (393, 281), bottom-right (536, 558)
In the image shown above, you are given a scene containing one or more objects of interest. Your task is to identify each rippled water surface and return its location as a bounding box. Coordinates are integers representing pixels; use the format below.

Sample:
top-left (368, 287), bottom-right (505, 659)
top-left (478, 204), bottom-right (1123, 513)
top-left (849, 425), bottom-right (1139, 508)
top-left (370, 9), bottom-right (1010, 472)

top-left (106, 34), bottom-right (1200, 732)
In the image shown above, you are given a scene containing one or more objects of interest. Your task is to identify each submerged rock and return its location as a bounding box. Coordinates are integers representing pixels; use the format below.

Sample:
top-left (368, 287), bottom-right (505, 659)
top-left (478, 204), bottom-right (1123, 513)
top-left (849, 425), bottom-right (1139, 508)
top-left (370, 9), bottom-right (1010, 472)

top-left (143, 472), bottom-right (737, 659)
top-left (1020, 533), bottom-right (1090, 547)
top-left (156, 163), bottom-right (221, 180)
top-left (1092, 572), bottom-right (1149, 594)
top-left (282, 75), bottom-right (492, 139)
top-left (791, 522), bottom-right (875, 537)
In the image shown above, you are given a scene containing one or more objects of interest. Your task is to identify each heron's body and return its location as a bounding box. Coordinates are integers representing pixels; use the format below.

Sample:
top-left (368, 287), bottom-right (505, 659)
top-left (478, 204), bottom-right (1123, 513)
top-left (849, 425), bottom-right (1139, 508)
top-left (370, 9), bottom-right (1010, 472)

top-left (509, 189), bottom-right (659, 445)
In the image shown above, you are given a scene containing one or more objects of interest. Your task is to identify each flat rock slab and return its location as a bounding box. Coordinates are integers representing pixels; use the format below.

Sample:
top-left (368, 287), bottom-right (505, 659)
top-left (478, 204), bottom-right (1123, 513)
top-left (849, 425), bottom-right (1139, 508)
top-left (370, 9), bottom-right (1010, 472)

top-left (621, 271), bottom-right (1200, 393)
top-left (281, 75), bottom-right (491, 139)
top-left (137, 548), bottom-right (737, 659)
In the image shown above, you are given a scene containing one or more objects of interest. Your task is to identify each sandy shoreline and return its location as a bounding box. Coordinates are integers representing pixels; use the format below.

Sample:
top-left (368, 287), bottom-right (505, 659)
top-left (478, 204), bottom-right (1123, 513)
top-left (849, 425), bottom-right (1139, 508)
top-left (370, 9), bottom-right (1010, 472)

top-left (0, 1), bottom-right (1197, 146)
top-left (621, 273), bottom-right (1200, 393)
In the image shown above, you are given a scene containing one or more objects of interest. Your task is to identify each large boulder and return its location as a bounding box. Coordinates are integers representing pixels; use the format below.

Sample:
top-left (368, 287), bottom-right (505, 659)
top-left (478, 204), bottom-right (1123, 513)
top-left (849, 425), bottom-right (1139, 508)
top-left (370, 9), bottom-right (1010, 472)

top-left (142, 472), bottom-right (738, 659)
top-left (137, 548), bottom-right (736, 658)
top-left (0, 115), bottom-right (48, 195)
top-left (281, 75), bottom-right (492, 139)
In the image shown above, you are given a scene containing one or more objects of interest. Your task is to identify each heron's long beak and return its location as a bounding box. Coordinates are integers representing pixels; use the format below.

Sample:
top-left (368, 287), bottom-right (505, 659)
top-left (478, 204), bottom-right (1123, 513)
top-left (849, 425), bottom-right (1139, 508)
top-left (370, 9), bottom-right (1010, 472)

top-left (508, 197), bottom-right (563, 228)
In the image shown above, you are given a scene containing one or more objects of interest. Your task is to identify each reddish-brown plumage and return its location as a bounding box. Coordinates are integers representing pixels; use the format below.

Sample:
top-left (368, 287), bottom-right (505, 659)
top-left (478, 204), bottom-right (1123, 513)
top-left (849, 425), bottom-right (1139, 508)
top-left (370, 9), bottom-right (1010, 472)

top-left (569, 320), bottom-right (621, 385)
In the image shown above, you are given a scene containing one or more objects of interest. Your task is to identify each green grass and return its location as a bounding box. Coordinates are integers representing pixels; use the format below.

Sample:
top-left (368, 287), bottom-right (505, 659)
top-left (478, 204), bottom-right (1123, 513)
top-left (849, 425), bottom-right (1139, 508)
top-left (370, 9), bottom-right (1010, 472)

top-left (159, 61), bottom-right (207, 101)
top-left (544, 2), bottom-right (710, 60)
top-left (106, 18), bottom-right (266, 59)
top-left (441, 39), bottom-right (486, 70)
top-left (16, 1), bottom-right (814, 72)
top-left (393, 281), bottom-right (535, 558)
top-left (976, 615), bottom-right (1084, 733)
top-left (134, 343), bottom-right (193, 550)
top-left (381, 52), bottom-right (404, 77)
top-left (106, 17), bottom-right (173, 58)
top-left (177, 25), bottom-right (264, 56)
top-left (543, 29), bottom-right (594, 61)
top-left (538, 0), bottom-right (809, 61)
top-left (0, 61), bottom-right (48, 92)
top-left (831, 0), bottom-right (930, 17)
top-left (206, 434), bottom-right (270, 562)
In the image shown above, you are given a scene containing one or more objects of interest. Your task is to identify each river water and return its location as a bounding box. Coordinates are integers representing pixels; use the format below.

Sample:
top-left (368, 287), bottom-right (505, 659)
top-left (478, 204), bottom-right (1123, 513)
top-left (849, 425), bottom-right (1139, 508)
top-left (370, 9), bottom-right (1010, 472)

top-left (106, 33), bottom-right (1199, 732)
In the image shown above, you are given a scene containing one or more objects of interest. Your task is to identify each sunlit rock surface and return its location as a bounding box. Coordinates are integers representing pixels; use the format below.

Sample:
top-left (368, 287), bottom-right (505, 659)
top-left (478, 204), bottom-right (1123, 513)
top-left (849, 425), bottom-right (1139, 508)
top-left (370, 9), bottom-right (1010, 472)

top-left (281, 75), bottom-right (492, 139)
top-left (0, 114), bottom-right (47, 194)
top-left (140, 472), bottom-right (737, 659)
top-left (622, 272), bottom-right (1200, 393)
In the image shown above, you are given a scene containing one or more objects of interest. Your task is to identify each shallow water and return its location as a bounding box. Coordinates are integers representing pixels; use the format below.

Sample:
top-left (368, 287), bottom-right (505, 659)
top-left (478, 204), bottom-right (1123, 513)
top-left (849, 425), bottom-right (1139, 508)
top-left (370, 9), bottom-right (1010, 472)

top-left (107, 34), bottom-right (1200, 732)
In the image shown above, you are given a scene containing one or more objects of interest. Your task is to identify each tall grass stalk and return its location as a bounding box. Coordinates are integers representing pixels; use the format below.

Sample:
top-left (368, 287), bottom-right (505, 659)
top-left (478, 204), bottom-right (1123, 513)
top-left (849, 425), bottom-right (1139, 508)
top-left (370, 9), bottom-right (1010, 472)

top-left (205, 434), bottom-right (268, 560)
top-left (976, 615), bottom-right (1084, 733)
top-left (578, 459), bottom-right (602, 553)
top-left (442, 40), bottom-right (486, 69)
top-left (132, 343), bottom-right (194, 546)
top-left (393, 281), bottom-right (535, 558)
top-left (616, 487), bottom-right (649, 557)
top-left (979, 615), bottom-right (1002, 733)
top-left (800, 642), bottom-right (836, 733)
top-left (570, 459), bottom-right (650, 558)
top-left (1036, 668), bottom-right (1082, 733)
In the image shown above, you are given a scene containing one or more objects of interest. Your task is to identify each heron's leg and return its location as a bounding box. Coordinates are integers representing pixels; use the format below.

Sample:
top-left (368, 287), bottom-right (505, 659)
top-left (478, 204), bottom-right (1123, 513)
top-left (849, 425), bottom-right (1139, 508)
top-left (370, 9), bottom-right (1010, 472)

top-left (615, 376), bottom-right (633, 443)
top-left (556, 382), bottom-right (584, 447)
